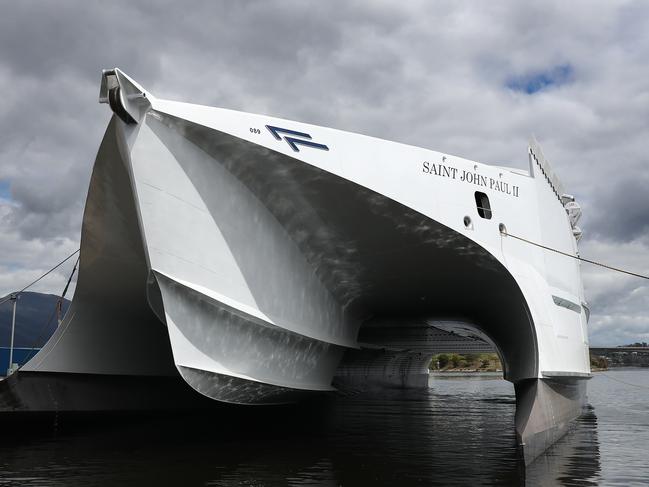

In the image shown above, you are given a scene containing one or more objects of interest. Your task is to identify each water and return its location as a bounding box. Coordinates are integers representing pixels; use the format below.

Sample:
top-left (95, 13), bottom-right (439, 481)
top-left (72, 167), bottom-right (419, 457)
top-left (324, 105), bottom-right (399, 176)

top-left (0, 369), bottom-right (647, 486)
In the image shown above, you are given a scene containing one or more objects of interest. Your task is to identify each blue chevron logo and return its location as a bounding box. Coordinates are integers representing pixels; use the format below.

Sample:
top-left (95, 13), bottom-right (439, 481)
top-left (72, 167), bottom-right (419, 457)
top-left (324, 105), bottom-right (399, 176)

top-left (265, 125), bottom-right (329, 153)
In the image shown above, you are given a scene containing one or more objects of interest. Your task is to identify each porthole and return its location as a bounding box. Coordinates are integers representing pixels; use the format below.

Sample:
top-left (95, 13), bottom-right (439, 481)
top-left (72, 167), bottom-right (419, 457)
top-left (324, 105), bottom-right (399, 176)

top-left (475, 192), bottom-right (492, 219)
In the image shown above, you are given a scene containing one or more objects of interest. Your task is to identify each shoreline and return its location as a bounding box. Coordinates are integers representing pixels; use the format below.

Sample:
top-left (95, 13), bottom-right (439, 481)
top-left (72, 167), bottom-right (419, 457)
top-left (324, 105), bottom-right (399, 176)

top-left (430, 370), bottom-right (503, 377)
top-left (430, 367), bottom-right (621, 377)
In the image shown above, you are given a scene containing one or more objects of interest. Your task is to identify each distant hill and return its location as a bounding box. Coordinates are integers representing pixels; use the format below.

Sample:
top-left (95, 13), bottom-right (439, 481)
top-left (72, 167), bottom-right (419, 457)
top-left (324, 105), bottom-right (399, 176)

top-left (0, 292), bottom-right (70, 348)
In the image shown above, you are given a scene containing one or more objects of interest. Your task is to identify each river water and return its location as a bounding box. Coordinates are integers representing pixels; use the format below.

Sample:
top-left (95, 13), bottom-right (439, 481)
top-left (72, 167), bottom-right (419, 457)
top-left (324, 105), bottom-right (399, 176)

top-left (0, 368), bottom-right (647, 486)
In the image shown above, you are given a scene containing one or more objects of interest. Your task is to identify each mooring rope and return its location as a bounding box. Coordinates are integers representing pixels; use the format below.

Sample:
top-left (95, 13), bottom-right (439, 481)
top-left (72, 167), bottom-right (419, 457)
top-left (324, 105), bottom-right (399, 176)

top-left (598, 371), bottom-right (649, 390)
top-left (501, 231), bottom-right (649, 281)
top-left (19, 255), bottom-right (81, 366)
top-left (0, 249), bottom-right (80, 307)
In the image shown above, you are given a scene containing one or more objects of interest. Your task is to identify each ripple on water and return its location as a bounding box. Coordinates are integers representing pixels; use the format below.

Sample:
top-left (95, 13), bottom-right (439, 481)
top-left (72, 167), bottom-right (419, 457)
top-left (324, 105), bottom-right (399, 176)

top-left (0, 370), bottom-right (647, 485)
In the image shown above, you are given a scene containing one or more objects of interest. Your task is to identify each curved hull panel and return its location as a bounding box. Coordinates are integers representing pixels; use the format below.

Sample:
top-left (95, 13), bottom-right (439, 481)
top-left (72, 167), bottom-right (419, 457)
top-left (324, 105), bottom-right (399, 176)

top-left (155, 272), bottom-right (344, 398)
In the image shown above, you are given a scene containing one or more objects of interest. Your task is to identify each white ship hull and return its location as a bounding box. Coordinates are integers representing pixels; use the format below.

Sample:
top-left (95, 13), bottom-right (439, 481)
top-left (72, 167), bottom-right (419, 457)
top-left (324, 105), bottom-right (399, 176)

top-left (3, 69), bottom-right (591, 463)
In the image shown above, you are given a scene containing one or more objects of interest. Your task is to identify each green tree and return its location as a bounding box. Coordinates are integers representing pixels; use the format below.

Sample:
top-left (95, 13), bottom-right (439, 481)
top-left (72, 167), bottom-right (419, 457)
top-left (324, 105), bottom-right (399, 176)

top-left (437, 354), bottom-right (449, 369)
top-left (462, 353), bottom-right (478, 367)
top-left (450, 353), bottom-right (461, 368)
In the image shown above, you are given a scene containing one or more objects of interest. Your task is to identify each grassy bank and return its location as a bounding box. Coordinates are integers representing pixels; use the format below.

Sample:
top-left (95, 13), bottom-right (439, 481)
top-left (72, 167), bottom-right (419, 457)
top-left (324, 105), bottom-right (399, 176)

top-left (430, 352), bottom-right (609, 372)
top-left (429, 353), bottom-right (502, 372)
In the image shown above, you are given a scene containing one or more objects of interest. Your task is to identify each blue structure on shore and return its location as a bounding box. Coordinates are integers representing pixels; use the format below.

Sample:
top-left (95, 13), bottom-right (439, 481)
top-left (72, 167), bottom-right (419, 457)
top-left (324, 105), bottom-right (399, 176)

top-left (1, 291), bottom-right (66, 374)
top-left (0, 347), bottom-right (40, 371)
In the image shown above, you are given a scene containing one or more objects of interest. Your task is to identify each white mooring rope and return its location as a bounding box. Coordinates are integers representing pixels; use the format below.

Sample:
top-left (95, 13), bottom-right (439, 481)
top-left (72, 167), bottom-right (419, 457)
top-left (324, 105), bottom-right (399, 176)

top-left (501, 231), bottom-right (649, 281)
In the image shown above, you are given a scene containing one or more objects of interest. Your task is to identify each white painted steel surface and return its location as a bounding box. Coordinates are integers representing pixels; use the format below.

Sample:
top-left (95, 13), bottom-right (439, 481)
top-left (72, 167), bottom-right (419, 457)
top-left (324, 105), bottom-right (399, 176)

top-left (22, 69), bottom-right (590, 406)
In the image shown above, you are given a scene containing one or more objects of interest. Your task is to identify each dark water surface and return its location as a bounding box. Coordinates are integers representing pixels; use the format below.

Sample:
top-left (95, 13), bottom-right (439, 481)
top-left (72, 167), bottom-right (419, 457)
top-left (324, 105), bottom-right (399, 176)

top-left (0, 369), bottom-right (647, 486)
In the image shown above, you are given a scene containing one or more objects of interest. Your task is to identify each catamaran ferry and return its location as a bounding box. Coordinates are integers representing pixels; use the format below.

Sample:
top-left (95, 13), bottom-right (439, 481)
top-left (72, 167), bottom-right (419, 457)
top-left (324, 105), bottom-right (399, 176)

top-left (1, 69), bottom-right (590, 463)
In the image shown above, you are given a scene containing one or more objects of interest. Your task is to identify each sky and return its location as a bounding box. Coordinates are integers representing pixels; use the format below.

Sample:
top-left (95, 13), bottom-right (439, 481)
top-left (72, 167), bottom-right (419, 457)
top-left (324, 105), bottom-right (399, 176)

top-left (0, 1), bottom-right (647, 346)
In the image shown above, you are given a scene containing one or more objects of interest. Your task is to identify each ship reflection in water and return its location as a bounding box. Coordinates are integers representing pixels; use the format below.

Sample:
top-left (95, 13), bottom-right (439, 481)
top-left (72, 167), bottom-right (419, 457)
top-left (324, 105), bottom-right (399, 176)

top-left (0, 370), bottom-right (647, 486)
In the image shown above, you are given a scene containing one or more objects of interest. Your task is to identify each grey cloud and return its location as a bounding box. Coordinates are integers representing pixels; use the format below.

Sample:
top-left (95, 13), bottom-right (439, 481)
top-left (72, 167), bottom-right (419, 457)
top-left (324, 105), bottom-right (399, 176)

top-left (586, 175), bottom-right (649, 243)
top-left (0, 0), bottom-right (648, 345)
top-left (0, 1), bottom-right (161, 80)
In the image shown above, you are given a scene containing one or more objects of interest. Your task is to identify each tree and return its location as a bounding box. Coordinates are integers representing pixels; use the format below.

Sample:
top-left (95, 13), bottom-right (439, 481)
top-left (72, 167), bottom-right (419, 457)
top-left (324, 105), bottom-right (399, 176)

top-left (435, 354), bottom-right (450, 369)
top-left (450, 353), bottom-right (461, 368)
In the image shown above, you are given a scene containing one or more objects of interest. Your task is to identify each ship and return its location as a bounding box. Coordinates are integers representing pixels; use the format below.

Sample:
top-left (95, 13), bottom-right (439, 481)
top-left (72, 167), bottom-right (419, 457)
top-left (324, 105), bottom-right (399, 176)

top-left (0, 69), bottom-right (590, 463)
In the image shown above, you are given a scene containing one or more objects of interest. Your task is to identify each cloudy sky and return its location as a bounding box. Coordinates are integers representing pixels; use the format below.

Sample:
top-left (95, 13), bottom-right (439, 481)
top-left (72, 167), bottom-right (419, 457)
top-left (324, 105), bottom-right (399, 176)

top-left (0, 1), bottom-right (647, 345)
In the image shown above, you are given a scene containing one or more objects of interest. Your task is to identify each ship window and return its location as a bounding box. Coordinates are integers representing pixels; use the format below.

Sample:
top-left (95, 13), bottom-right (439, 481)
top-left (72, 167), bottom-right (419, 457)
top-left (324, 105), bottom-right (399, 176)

top-left (475, 192), bottom-right (492, 219)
